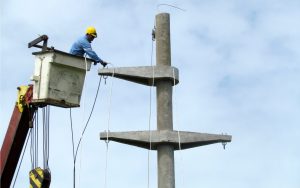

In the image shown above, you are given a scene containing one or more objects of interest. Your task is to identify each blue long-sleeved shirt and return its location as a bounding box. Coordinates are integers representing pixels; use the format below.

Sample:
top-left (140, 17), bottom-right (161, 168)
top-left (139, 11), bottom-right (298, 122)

top-left (70, 35), bottom-right (102, 63)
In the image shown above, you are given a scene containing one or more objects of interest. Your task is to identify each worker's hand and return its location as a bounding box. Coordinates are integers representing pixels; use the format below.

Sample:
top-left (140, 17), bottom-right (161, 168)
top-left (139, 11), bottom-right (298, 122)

top-left (100, 61), bottom-right (108, 67)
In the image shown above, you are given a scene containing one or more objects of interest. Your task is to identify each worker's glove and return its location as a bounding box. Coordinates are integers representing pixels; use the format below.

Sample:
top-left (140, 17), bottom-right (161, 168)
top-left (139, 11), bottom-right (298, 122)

top-left (100, 60), bottom-right (108, 67)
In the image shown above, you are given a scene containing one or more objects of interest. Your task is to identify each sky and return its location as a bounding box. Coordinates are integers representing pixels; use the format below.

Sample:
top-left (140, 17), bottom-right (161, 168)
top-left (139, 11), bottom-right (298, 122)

top-left (1, 0), bottom-right (300, 187)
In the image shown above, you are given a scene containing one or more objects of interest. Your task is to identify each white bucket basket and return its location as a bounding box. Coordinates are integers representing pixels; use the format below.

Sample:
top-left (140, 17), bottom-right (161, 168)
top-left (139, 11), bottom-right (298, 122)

top-left (31, 50), bottom-right (93, 108)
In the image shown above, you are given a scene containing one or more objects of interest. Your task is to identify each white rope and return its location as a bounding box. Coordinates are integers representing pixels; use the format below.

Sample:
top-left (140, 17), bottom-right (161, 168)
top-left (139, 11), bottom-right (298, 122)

top-left (147, 26), bottom-right (156, 188)
top-left (104, 63), bottom-right (115, 188)
top-left (172, 67), bottom-right (185, 188)
top-left (172, 68), bottom-right (181, 150)
top-left (105, 63), bottom-right (115, 141)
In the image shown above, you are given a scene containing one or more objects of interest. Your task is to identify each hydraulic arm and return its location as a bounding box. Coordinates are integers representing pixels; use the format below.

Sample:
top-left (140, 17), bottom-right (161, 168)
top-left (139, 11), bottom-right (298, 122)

top-left (0, 85), bottom-right (36, 188)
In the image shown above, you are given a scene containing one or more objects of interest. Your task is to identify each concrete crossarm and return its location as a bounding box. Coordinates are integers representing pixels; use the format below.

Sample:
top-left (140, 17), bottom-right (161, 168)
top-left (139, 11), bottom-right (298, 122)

top-left (98, 66), bottom-right (179, 86)
top-left (100, 130), bottom-right (232, 150)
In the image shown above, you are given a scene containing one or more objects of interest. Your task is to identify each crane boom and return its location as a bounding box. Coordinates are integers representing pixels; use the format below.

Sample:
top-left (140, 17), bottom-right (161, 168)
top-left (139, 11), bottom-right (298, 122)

top-left (0, 85), bottom-right (36, 188)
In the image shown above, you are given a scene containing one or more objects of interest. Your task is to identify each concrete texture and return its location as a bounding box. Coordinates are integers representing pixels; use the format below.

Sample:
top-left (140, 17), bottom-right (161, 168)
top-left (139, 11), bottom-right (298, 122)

top-left (98, 66), bottom-right (179, 86)
top-left (155, 13), bottom-right (175, 188)
top-left (98, 12), bottom-right (232, 188)
top-left (100, 130), bottom-right (232, 150)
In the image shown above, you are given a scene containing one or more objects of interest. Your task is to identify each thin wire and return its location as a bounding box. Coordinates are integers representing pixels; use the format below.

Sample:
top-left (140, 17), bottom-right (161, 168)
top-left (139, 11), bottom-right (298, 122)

top-left (42, 106), bottom-right (50, 169)
top-left (70, 108), bottom-right (75, 160)
top-left (30, 127), bottom-right (34, 169)
top-left (78, 54), bottom-right (89, 188)
top-left (34, 110), bottom-right (36, 169)
top-left (104, 142), bottom-right (109, 188)
top-left (148, 24), bottom-right (155, 188)
top-left (70, 76), bottom-right (102, 188)
top-left (71, 58), bottom-right (100, 188)
top-left (104, 63), bottom-right (115, 188)
top-left (35, 109), bottom-right (39, 168)
top-left (47, 105), bottom-right (50, 168)
top-left (172, 68), bottom-right (185, 187)
top-left (74, 76), bottom-right (102, 162)
top-left (43, 107), bottom-right (46, 169)
top-left (69, 108), bottom-right (76, 188)
top-left (78, 138), bottom-right (84, 188)
top-left (37, 109), bottom-right (39, 168)
top-left (172, 68), bottom-right (181, 150)
top-left (157, 4), bottom-right (186, 12)
top-left (76, 55), bottom-right (91, 188)
top-left (105, 64), bottom-right (115, 142)
top-left (30, 112), bottom-right (37, 169)
top-left (12, 130), bottom-right (31, 188)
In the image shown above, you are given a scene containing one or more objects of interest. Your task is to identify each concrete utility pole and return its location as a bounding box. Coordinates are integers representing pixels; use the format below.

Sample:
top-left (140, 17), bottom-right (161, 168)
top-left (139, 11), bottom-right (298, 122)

top-left (155, 13), bottom-right (175, 188)
top-left (98, 13), bottom-right (232, 188)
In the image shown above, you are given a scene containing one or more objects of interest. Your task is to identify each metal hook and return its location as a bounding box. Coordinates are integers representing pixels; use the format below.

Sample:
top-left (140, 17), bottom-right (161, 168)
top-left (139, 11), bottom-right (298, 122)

top-left (222, 142), bottom-right (227, 150)
top-left (221, 133), bottom-right (228, 150)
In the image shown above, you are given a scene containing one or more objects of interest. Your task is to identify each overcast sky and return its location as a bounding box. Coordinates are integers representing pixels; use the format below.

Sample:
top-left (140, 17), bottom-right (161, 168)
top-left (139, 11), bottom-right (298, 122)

top-left (1, 0), bottom-right (300, 188)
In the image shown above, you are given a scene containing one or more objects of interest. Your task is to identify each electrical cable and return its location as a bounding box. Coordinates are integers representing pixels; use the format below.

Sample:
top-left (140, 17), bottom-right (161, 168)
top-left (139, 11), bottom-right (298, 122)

top-left (70, 109), bottom-right (75, 160)
top-left (36, 109), bottom-right (39, 168)
top-left (30, 111), bottom-right (37, 169)
top-left (69, 108), bottom-right (76, 188)
top-left (42, 106), bottom-right (50, 169)
top-left (78, 55), bottom-right (89, 188)
top-left (45, 105), bottom-right (50, 169)
top-left (70, 75), bottom-right (102, 188)
top-left (74, 76), bottom-right (102, 162)
top-left (43, 107), bottom-right (46, 169)
top-left (31, 109), bottom-right (38, 169)
top-left (47, 105), bottom-right (50, 168)
top-left (12, 129), bottom-right (31, 188)
top-left (157, 4), bottom-right (186, 12)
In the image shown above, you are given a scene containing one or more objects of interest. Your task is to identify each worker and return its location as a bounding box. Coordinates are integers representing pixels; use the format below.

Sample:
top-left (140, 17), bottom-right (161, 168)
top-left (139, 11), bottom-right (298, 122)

top-left (70, 26), bottom-right (107, 67)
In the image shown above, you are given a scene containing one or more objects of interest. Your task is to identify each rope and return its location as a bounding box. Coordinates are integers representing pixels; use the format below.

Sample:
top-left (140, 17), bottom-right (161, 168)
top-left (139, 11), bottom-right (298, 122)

top-left (104, 142), bottom-right (109, 188)
top-left (104, 63), bottom-right (115, 188)
top-left (30, 111), bottom-right (37, 169)
top-left (42, 106), bottom-right (50, 169)
top-left (105, 63), bottom-right (115, 142)
top-left (12, 129), bottom-right (31, 188)
top-left (31, 109), bottom-right (39, 169)
top-left (148, 24), bottom-right (155, 188)
top-left (41, 108), bottom-right (45, 167)
top-left (36, 109), bottom-right (38, 168)
top-left (47, 106), bottom-right (50, 167)
top-left (172, 68), bottom-right (185, 188)
top-left (172, 68), bottom-right (181, 150)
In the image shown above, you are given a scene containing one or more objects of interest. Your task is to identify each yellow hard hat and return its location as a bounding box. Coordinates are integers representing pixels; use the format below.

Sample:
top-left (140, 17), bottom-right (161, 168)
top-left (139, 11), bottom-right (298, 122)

top-left (86, 26), bottom-right (97, 38)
